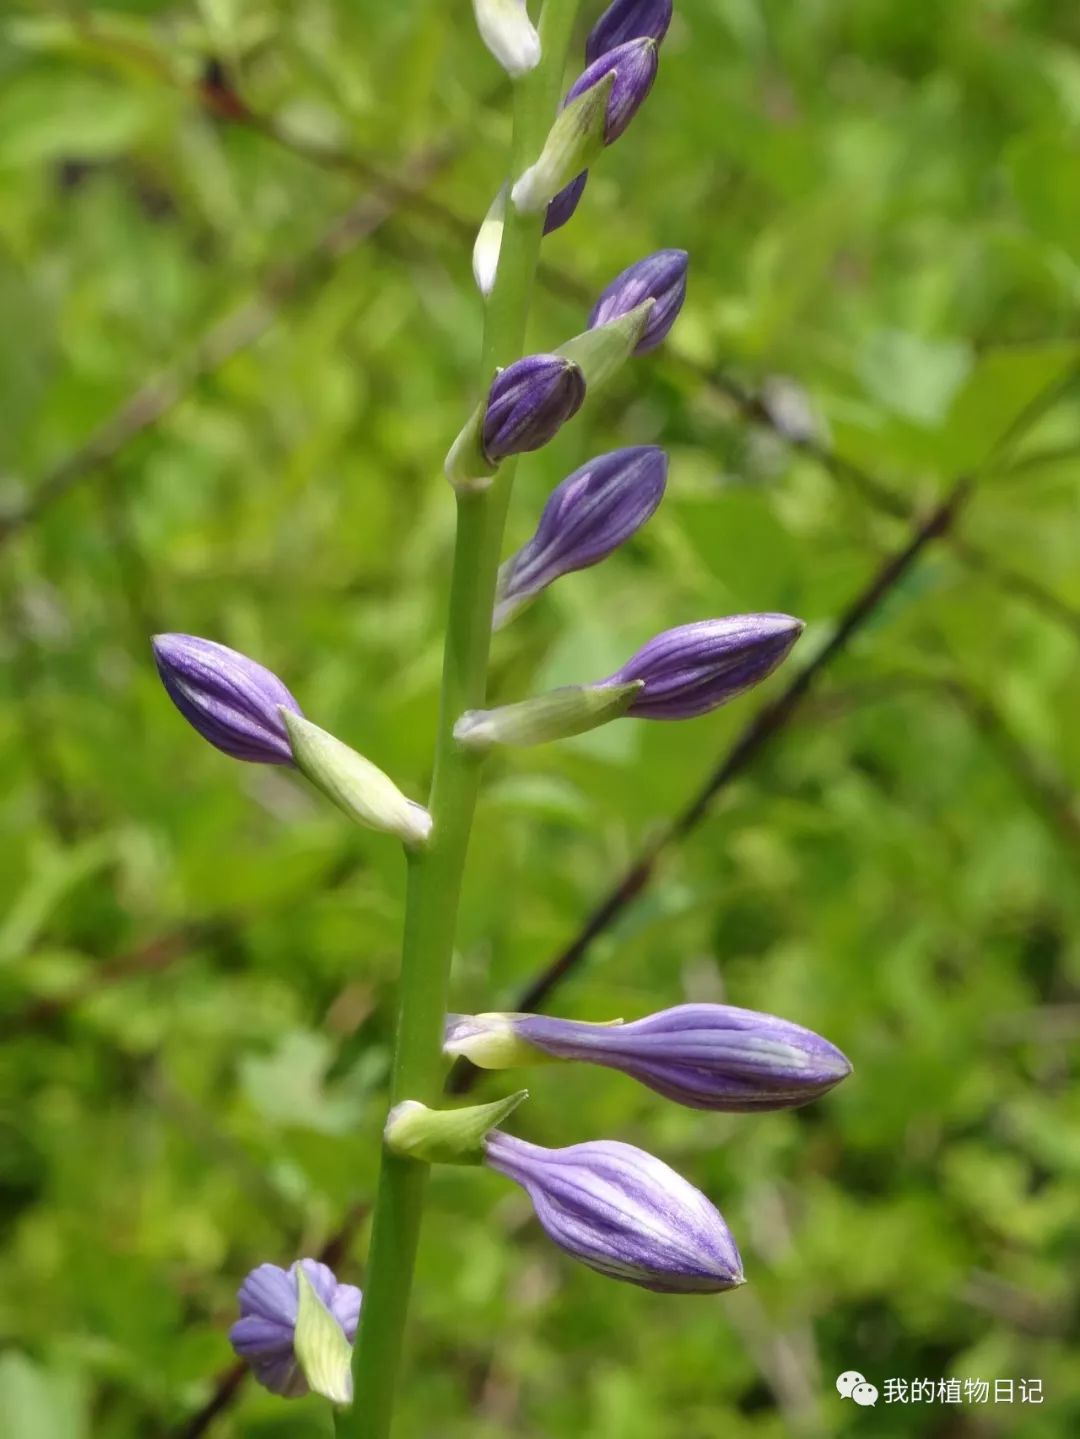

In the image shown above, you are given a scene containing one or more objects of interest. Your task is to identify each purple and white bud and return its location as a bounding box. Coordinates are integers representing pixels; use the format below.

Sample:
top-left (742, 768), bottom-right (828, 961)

top-left (544, 170), bottom-right (588, 235)
top-left (511, 40), bottom-right (657, 213)
top-left (152, 634), bottom-right (301, 765)
top-left (448, 1005), bottom-right (852, 1112)
top-left (229, 1259), bottom-right (361, 1398)
top-left (563, 37), bottom-right (659, 146)
top-left (589, 249), bottom-right (689, 355)
top-left (484, 1132), bottom-right (744, 1293)
top-left (601, 614), bottom-right (804, 720)
top-left (495, 446), bottom-right (667, 626)
top-left (586, 0), bottom-right (674, 65)
top-left (482, 354), bottom-right (586, 464)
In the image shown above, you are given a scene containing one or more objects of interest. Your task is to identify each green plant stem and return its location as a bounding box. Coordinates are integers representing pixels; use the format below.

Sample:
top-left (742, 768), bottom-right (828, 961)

top-left (338, 6), bottom-right (580, 1436)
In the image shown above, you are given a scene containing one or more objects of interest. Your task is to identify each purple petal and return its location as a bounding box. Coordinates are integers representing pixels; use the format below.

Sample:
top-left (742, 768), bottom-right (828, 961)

top-left (152, 634), bottom-right (301, 765)
top-left (588, 249), bottom-right (689, 355)
top-left (563, 38), bottom-right (659, 146)
top-left (586, 0), bottom-right (674, 65)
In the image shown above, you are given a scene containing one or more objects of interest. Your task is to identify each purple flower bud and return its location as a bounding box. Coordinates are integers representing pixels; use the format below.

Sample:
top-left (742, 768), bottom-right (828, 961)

top-left (602, 614), bottom-right (804, 720)
top-left (496, 446), bottom-right (667, 625)
top-left (589, 249), bottom-right (688, 355)
top-left (586, 0), bottom-right (674, 66)
top-left (485, 1132), bottom-right (743, 1293)
top-left (482, 354), bottom-right (586, 464)
top-left (499, 1005), bottom-right (853, 1111)
top-left (544, 169), bottom-right (588, 235)
top-left (563, 37), bottom-right (659, 146)
top-left (229, 1259), bottom-right (362, 1397)
top-left (152, 634), bottom-right (302, 764)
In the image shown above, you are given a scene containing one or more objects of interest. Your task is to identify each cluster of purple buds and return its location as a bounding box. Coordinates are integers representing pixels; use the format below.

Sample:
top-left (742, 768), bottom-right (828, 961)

top-left (230, 1259), bottom-right (361, 1398)
top-left (510, 6), bottom-right (669, 215)
top-left (210, 0), bottom-right (856, 1401)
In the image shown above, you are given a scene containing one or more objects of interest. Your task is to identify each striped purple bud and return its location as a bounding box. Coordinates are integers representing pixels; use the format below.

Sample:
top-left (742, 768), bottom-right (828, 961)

top-left (563, 37), bottom-right (659, 146)
top-left (482, 354), bottom-right (586, 464)
top-left (602, 614), bottom-right (804, 720)
top-left (229, 1260), bottom-right (361, 1397)
top-left (495, 447), bottom-right (667, 626)
top-left (152, 634), bottom-right (301, 765)
top-left (586, 0), bottom-right (674, 66)
top-left (589, 249), bottom-right (688, 355)
top-left (485, 1132), bottom-right (743, 1293)
top-left (544, 169), bottom-right (588, 234)
top-left (450, 1005), bottom-right (851, 1111)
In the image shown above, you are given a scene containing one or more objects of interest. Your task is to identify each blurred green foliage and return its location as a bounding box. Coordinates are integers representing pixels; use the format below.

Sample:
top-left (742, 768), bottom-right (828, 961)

top-left (2, 1), bottom-right (1079, 1436)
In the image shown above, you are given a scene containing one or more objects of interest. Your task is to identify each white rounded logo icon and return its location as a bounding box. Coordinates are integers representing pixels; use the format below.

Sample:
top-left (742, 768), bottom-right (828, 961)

top-left (851, 1381), bottom-right (879, 1407)
top-left (835, 1371), bottom-right (865, 1398)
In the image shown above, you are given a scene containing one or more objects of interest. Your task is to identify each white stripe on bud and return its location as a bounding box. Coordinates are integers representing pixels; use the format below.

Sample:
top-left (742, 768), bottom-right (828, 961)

top-left (282, 710), bottom-right (432, 848)
top-left (473, 0), bottom-right (541, 78)
top-left (473, 184), bottom-right (508, 299)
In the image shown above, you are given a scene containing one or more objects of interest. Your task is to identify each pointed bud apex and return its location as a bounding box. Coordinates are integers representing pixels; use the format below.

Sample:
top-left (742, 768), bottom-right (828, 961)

top-left (282, 711), bottom-right (432, 848)
top-left (454, 1005), bottom-right (852, 1111)
top-left (294, 1266), bottom-right (354, 1406)
top-left (562, 37), bottom-right (659, 144)
top-left (484, 1133), bottom-right (744, 1293)
top-left (495, 446), bottom-right (667, 627)
top-left (544, 169), bottom-right (588, 235)
top-left (473, 184), bottom-right (508, 298)
top-left (455, 680), bottom-right (642, 751)
top-left (556, 301), bottom-right (655, 389)
top-left (603, 614), bottom-right (805, 720)
top-left (511, 73), bottom-right (614, 213)
top-left (473, 0), bottom-right (541, 77)
top-left (586, 0), bottom-right (674, 65)
top-left (152, 633), bottom-right (301, 765)
top-left (589, 249), bottom-right (689, 355)
top-left (385, 1092), bottom-right (529, 1165)
top-left (229, 1260), bottom-right (361, 1399)
top-left (482, 354), bottom-right (586, 463)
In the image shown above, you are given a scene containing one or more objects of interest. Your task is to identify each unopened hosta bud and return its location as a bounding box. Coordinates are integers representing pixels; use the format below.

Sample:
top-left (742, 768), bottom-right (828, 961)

top-left (445, 355), bottom-right (586, 490)
top-left (282, 711), bottom-right (432, 848)
top-left (447, 1005), bottom-right (852, 1111)
top-left (605, 614), bottom-right (804, 719)
top-left (589, 249), bottom-right (689, 355)
top-left (483, 354), bottom-right (586, 464)
top-left (512, 39), bottom-right (658, 212)
top-left (152, 634), bottom-right (301, 765)
top-left (484, 1132), bottom-right (744, 1293)
top-left (495, 446), bottom-right (667, 627)
top-left (544, 170), bottom-right (588, 235)
top-left (564, 37), bottom-right (659, 145)
top-left (586, 0), bottom-right (674, 65)
top-left (473, 0), bottom-right (541, 77)
top-left (230, 1259), bottom-right (361, 1400)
